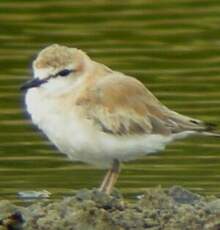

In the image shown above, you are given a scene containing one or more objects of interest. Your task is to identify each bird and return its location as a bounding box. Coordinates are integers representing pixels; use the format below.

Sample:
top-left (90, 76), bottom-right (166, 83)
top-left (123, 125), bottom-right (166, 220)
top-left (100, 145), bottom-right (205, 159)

top-left (21, 44), bottom-right (219, 195)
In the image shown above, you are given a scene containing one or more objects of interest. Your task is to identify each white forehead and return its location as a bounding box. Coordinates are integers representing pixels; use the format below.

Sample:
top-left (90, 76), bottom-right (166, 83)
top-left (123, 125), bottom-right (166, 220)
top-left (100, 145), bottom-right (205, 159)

top-left (33, 67), bottom-right (52, 79)
top-left (33, 64), bottom-right (74, 79)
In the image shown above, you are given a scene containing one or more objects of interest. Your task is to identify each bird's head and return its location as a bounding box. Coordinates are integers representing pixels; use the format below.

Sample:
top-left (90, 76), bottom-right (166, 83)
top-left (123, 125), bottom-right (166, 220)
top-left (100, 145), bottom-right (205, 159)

top-left (21, 44), bottom-right (92, 93)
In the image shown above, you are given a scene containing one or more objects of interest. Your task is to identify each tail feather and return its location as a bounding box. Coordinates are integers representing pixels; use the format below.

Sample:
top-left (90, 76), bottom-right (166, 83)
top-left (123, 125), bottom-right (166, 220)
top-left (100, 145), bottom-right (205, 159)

top-left (201, 131), bottom-right (220, 137)
top-left (203, 122), bottom-right (218, 132)
top-left (170, 114), bottom-right (220, 137)
top-left (198, 122), bottom-right (220, 137)
top-left (165, 109), bottom-right (219, 137)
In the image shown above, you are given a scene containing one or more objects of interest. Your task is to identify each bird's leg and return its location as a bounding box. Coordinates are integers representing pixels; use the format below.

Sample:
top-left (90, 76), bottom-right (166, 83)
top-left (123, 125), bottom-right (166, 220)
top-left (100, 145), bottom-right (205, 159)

top-left (105, 159), bottom-right (120, 194)
top-left (99, 159), bottom-right (120, 194)
top-left (99, 168), bottom-right (112, 193)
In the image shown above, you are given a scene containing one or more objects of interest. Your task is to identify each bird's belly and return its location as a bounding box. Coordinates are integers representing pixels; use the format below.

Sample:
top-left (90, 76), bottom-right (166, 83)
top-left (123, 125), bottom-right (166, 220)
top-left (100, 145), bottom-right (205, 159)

top-left (25, 90), bottom-right (172, 168)
top-left (38, 118), bottom-right (172, 168)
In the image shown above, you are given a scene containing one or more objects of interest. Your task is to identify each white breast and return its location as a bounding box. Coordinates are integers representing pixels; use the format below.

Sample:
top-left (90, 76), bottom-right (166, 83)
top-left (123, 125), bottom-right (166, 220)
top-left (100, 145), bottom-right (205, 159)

top-left (25, 88), bottom-right (173, 168)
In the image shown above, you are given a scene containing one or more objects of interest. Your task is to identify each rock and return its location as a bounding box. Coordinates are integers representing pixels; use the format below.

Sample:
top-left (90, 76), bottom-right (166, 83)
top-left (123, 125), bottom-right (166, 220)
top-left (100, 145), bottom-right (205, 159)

top-left (206, 199), bottom-right (220, 214)
top-left (168, 186), bottom-right (201, 205)
top-left (0, 186), bottom-right (219, 229)
top-left (17, 190), bottom-right (51, 201)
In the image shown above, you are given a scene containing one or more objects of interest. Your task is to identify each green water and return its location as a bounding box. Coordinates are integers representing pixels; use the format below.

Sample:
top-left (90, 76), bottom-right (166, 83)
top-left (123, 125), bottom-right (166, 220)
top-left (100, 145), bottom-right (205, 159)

top-left (0, 0), bottom-right (220, 201)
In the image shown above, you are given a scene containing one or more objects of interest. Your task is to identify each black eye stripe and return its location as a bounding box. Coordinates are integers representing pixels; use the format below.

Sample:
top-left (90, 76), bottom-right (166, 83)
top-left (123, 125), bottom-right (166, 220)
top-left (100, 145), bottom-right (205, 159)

top-left (47, 69), bottom-right (73, 80)
top-left (57, 69), bottom-right (73, 77)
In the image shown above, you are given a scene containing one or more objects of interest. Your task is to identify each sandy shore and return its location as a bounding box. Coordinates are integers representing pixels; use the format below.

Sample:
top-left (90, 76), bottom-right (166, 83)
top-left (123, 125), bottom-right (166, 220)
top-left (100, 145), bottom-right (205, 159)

top-left (0, 186), bottom-right (220, 230)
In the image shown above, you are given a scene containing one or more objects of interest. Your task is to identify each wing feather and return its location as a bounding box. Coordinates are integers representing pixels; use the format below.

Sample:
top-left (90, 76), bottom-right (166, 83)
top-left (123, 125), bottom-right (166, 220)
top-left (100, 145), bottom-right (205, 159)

top-left (75, 70), bottom-right (211, 136)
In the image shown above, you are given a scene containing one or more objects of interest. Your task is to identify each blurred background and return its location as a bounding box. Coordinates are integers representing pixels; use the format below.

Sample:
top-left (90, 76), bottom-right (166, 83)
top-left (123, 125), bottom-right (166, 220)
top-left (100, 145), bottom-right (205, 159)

top-left (0, 0), bottom-right (220, 201)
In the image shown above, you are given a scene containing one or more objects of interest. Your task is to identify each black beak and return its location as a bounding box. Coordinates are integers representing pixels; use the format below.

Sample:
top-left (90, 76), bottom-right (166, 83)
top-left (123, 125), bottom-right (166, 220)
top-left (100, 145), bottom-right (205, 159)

top-left (20, 78), bottom-right (47, 91)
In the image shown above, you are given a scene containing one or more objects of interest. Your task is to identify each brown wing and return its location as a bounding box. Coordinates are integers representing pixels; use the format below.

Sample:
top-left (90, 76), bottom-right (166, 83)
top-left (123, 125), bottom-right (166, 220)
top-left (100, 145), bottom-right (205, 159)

top-left (75, 71), bottom-right (211, 136)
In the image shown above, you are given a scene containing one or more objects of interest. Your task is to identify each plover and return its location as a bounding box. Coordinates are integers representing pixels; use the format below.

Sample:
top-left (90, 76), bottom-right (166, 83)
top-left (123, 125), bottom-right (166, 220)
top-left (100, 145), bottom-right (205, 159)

top-left (21, 44), bottom-right (219, 194)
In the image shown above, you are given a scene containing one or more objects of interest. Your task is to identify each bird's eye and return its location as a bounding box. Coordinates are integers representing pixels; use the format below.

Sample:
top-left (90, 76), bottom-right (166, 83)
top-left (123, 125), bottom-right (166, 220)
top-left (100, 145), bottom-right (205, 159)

top-left (58, 69), bottom-right (72, 77)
